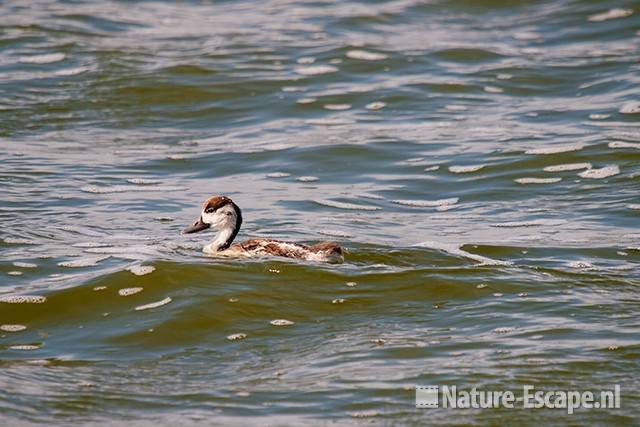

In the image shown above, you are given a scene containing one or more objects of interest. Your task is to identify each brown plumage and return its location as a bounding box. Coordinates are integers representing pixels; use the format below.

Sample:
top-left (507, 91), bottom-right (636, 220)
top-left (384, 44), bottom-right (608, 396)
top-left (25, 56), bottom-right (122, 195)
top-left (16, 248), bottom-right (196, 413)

top-left (182, 195), bottom-right (344, 263)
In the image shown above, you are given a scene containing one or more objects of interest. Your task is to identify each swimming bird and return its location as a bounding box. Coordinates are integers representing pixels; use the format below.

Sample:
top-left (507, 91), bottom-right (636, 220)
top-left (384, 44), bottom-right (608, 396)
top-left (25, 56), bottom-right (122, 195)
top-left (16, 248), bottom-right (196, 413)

top-left (182, 196), bottom-right (344, 263)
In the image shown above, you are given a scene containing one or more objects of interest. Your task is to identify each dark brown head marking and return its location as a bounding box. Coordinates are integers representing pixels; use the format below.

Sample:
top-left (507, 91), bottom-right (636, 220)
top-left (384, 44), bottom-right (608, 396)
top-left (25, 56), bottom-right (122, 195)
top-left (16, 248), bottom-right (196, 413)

top-left (202, 195), bottom-right (233, 214)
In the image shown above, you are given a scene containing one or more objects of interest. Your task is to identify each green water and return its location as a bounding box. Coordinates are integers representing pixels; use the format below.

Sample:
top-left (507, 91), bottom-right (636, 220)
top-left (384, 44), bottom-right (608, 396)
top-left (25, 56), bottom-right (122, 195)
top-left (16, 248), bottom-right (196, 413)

top-left (1, 0), bottom-right (640, 425)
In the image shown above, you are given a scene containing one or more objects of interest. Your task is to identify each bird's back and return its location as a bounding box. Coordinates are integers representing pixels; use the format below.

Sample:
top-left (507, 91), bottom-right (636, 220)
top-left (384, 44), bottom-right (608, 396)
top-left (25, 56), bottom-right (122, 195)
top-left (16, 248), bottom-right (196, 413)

top-left (230, 238), bottom-right (343, 263)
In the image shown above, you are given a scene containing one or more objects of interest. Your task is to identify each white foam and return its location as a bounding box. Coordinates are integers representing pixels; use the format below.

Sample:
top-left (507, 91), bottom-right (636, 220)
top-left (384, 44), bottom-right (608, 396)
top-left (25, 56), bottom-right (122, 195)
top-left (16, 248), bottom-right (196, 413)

top-left (0, 324), bottom-right (27, 332)
top-left (7, 271), bottom-right (22, 276)
top-left (484, 86), bottom-right (503, 93)
top-left (305, 118), bottom-right (352, 126)
top-left (619, 102), bottom-right (640, 114)
top-left (609, 141), bottom-right (640, 149)
top-left (297, 176), bottom-right (319, 182)
top-left (346, 50), bottom-right (387, 61)
top-left (294, 65), bottom-right (338, 75)
top-left (227, 333), bottom-right (247, 341)
top-left (9, 344), bottom-right (41, 351)
top-left (323, 104), bottom-right (351, 111)
top-left (493, 327), bottom-right (515, 334)
top-left (449, 165), bottom-right (485, 173)
top-left (589, 113), bottom-right (610, 120)
top-left (588, 8), bottom-right (633, 22)
top-left (80, 185), bottom-right (183, 194)
top-left (127, 265), bottom-right (155, 276)
top-left (266, 172), bottom-right (290, 178)
top-left (12, 261), bottom-right (38, 268)
top-left (19, 53), bottom-right (66, 64)
top-left (628, 204), bottom-right (640, 210)
top-left (318, 229), bottom-right (352, 238)
top-left (296, 57), bottom-right (315, 64)
top-left (445, 104), bottom-right (467, 111)
top-left (282, 86), bottom-right (306, 92)
top-left (0, 295), bottom-right (46, 304)
top-left (314, 199), bottom-right (381, 211)
top-left (525, 144), bottom-right (584, 155)
top-left (54, 66), bottom-right (91, 76)
top-left (126, 178), bottom-right (161, 185)
top-left (578, 165), bottom-right (620, 179)
top-left (3, 238), bottom-right (33, 244)
top-left (270, 319), bottom-right (294, 326)
top-left (543, 163), bottom-right (591, 172)
top-left (366, 102), bottom-right (386, 110)
top-left (424, 165), bottom-right (440, 172)
top-left (392, 197), bottom-right (458, 208)
top-left (135, 297), bottom-right (172, 311)
top-left (118, 287), bottom-right (143, 296)
top-left (515, 177), bottom-right (562, 184)
top-left (569, 261), bottom-right (595, 269)
top-left (415, 241), bottom-right (511, 266)
top-left (491, 219), bottom-right (564, 228)
top-left (497, 73), bottom-right (512, 80)
top-left (58, 256), bottom-right (109, 268)
top-left (296, 98), bottom-right (316, 104)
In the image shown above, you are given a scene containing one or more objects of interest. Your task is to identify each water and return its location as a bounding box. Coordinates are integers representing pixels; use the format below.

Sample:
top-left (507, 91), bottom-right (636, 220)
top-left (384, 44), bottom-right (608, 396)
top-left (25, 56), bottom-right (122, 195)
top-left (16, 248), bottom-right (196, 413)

top-left (1, 0), bottom-right (639, 425)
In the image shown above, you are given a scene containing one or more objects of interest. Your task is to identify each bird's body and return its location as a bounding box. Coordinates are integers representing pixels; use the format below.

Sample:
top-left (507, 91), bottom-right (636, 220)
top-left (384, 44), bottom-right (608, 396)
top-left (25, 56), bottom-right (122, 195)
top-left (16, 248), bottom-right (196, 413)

top-left (182, 196), bottom-right (344, 263)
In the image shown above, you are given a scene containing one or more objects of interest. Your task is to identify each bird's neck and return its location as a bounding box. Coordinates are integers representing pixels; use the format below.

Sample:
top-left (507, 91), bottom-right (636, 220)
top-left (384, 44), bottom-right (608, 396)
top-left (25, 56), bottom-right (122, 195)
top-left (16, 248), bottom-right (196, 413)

top-left (204, 217), bottom-right (242, 253)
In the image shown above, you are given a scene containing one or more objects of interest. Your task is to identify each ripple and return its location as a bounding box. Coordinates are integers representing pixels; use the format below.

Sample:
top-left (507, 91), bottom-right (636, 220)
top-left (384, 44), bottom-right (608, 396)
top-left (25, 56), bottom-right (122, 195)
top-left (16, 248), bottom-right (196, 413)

top-left (365, 102), bottom-right (386, 110)
top-left (609, 141), bottom-right (640, 149)
top-left (135, 297), bottom-right (172, 311)
top-left (415, 241), bottom-right (510, 266)
top-left (588, 8), bottom-right (633, 22)
top-left (19, 53), bottom-right (66, 64)
top-left (515, 177), bottom-right (562, 184)
top-left (294, 65), bottom-right (338, 75)
top-left (297, 176), bottom-right (319, 182)
top-left (346, 50), bottom-right (388, 61)
top-left (314, 199), bottom-right (381, 211)
top-left (54, 66), bottom-right (92, 76)
top-left (392, 197), bottom-right (459, 207)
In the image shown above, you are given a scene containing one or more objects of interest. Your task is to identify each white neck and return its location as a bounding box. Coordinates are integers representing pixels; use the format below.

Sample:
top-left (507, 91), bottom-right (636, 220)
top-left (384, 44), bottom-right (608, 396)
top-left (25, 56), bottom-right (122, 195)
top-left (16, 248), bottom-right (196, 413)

top-left (203, 223), bottom-right (236, 254)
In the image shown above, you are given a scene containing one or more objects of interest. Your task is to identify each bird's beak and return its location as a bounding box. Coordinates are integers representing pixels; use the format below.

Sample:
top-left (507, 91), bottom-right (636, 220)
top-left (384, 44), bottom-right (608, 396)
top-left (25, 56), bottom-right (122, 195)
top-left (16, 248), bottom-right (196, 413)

top-left (181, 217), bottom-right (210, 234)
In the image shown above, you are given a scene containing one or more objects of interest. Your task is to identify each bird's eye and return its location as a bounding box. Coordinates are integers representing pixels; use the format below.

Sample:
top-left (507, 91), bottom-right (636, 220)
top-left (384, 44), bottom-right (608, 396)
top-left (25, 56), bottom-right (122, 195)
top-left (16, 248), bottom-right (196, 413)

top-left (205, 208), bottom-right (215, 214)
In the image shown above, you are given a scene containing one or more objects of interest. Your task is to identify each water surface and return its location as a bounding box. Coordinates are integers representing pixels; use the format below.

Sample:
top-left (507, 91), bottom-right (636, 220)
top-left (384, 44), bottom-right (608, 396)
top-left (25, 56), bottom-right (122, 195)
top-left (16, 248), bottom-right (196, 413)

top-left (1, 0), bottom-right (639, 425)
